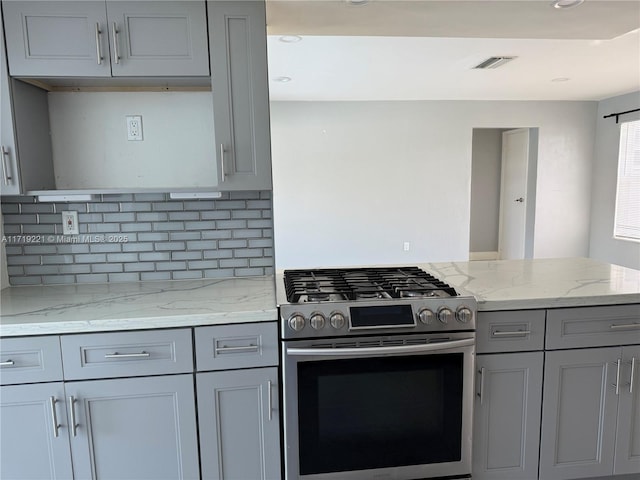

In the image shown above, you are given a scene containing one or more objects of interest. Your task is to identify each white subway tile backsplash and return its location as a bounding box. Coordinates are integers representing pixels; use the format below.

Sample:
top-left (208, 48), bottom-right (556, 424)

top-left (2, 192), bottom-right (273, 285)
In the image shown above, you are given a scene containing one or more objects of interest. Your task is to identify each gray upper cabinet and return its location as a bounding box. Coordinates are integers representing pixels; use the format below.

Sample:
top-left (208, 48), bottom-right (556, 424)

top-left (0, 382), bottom-right (74, 480)
top-left (0, 8), bottom-right (54, 195)
top-left (67, 374), bottom-right (200, 480)
top-left (106, 1), bottom-right (209, 76)
top-left (3, 1), bottom-right (209, 77)
top-left (473, 352), bottom-right (543, 480)
top-left (209, 1), bottom-right (272, 190)
top-left (197, 367), bottom-right (281, 480)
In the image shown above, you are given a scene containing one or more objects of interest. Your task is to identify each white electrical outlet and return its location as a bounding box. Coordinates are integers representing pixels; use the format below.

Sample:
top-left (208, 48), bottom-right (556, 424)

top-left (403, 241), bottom-right (410, 251)
top-left (126, 115), bottom-right (143, 141)
top-left (62, 211), bottom-right (79, 235)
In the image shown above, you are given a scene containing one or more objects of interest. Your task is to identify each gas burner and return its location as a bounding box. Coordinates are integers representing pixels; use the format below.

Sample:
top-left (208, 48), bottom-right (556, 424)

top-left (283, 266), bottom-right (459, 303)
top-left (306, 292), bottom-right (331, 302)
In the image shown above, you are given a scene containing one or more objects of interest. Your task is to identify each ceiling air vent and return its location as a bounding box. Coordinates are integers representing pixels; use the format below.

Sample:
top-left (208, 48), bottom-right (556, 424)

top-left (473, 56), bottom-right (516, 69)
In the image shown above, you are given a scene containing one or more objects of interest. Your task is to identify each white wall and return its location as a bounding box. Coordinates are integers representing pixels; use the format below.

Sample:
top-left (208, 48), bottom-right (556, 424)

top-left (470, 129), bottom-right (503, 254)
top-left (271, 100), bottom-right (596, 269)
top-left (48, 92), bottom-right (216, 189)
top-left (589, 91), bottom-right (640, 270)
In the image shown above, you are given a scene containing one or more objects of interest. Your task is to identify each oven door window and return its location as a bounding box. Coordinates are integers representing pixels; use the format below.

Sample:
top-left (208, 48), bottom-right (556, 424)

top-left (297, 353), bottom-right (464, 475)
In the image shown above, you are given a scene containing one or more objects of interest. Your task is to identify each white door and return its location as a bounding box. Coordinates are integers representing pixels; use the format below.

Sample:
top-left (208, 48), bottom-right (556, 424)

top-left (498, 129), bottom-right (529, 259)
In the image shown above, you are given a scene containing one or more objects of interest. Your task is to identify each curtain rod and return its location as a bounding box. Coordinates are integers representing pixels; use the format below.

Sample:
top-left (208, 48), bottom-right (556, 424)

top-left (603, 108), bottom-right (640, 124)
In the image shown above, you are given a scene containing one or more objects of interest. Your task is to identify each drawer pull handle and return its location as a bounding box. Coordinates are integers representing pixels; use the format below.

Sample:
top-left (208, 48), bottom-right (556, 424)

top-left (68, 396), bottom-right (78, 437)
top-left (112, 22), bottom-right (120, 64)
top-left (492, 330), bottom-right (531, 337)
top-left (49, 397), bottom-right (61, 438)
top-left (0, 359), bottom-right (15, 366)
top-left (629, 357), bottom-right (636, 394)
top-left (104, 351), bottom-right (150, 359)
top-left (216, 345), bottom-right (259, 354)
top-left (610, 323), bottom-right (640, 330)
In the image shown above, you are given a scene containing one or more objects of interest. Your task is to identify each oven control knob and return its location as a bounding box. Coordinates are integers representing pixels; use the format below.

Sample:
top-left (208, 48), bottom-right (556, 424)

top-left (288, 314), bottom-right (306, 332)
top-left (438, 307), bottom-right (453, 324)
top-left (310, 313), bottom-right (326, 330)
top-left (456, 306), bottom-right (473, 323)
top-left (418, 308), bottom-right (435, 324)
top-left (330, 312), bottom-right (346, 330)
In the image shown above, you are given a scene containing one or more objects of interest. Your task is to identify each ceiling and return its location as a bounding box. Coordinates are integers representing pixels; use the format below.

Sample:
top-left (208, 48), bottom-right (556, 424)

top-left (265, 0), bottom-right (640, 101)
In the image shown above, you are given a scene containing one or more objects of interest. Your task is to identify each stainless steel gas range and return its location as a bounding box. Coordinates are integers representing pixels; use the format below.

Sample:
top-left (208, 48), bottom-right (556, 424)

top-left (277, 266), bottom-right (477, 480)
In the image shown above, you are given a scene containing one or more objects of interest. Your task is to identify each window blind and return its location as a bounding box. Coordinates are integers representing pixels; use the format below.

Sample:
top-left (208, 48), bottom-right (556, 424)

top-left (614, 119), bottom-right (640, 241)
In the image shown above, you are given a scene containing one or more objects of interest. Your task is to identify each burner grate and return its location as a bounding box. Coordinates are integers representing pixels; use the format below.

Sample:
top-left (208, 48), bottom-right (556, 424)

top-left (283, 266), bottom-right (458, 303)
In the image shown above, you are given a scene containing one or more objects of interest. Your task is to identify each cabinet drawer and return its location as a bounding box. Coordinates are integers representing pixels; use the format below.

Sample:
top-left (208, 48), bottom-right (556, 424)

top-left (195, 322), bottom-right (278, 371)
top-left (60, 329), bottom-right (193, 380)
top-left (476, 310), bottom-right (545, 353)
top-left (546, 304), bottom-right (640, 350)
top-left (0, 336), bottom-right (63, 385)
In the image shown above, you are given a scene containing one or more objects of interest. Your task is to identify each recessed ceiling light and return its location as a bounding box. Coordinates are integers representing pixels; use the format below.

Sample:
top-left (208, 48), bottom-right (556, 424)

top-left (552, 77), bottom-right (571, 82)
top-left (279, 35), bottom-right (302, 43)
top-left (345, 0), bottom-right (369, 5)
top-left (273, 76), bottom-right (292, 83)
top-left (550, 0), bottom-right (584, 9)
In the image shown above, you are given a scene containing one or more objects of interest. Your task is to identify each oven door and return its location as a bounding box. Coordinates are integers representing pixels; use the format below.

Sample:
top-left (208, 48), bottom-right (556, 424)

top-left (282, 333), bottom-right (475, 480)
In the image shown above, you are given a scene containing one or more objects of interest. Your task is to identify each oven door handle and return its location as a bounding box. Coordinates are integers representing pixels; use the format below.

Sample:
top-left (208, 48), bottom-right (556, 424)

top-left (286, 338), bottom-right (474, 357)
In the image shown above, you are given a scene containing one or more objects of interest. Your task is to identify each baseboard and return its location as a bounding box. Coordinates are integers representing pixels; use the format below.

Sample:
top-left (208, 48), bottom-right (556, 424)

top-left (469, 251), bottom-right (499, 261)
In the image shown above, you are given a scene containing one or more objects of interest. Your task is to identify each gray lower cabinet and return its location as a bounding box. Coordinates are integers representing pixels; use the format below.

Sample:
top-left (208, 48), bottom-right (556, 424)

top-left (197, 367), bottom-right (281, 480)
top-left (209, 1), bottom-right (272, 190)
top-left (473, 352), bottom-right (544, 480)
top-left (195, 322), bottom-right (281, 480)
top-left (540, 346), bottom-right (640, 479)
top-left (0, 382), bottom-right (74, 480)
top-left (0, 376), bottom-right (199, 480)
top-left (2, 1), bottom-right (209, 77)
top-left (67, 374), bottom-right (199, 480)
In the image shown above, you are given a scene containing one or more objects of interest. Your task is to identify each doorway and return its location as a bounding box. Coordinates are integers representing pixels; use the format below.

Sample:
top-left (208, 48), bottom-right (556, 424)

top-left (469, 128), bottom-right (539, 260)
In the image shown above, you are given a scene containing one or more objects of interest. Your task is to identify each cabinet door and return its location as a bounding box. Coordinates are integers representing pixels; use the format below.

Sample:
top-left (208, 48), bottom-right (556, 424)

top-left (473, 352), bottom-right (543, 480)
top-left (615, 345), bottom-right (640, 474)
top-left (3, 1), bottom-right (111, 77)
top-left (540, 347), bottom-right (620, 479)
top-left (106, 1), bottom-right (209, 76)
top-left (0, 382), bottom-right (74, 480)
top-left (197, 367), bottom-right (281, 480)
top-left (0, 10), bottom-right (21, 195)
top-left (66, 374), bottom-right (199, 480)
top-left (209, 1), bottom-right (272, 190)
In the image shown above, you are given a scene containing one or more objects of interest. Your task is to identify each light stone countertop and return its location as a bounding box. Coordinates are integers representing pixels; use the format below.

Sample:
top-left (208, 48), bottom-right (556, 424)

top-left (423, 257), bottom-right (640, 311)
top-left (0, 276), bottom-right (277, 336)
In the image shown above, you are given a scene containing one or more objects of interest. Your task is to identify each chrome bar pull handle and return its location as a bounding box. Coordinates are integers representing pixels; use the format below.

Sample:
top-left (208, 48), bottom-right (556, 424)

top-left (0, 359), bottom-right (15, 367)
top-left (267, 380), bottom-right (273, 421)
top-left (492, 330), bottom-right (531, 337)
top-left (112, 22), bottom-right (120, 64)
top-left (104, 351), bottom-right (150, 359)
top-left (477, 367), bottom-right (485, 405)
top-left (219, 144), bottom-right (226, 182)
top-left (95, 23), bottom-right (103, 65)
top-left (215, 345), bottom-right (259, 354)
top-left (2, 146), bottom-right (13, 185)
top-left (610, 323), bottom-right (640, 330)
top-left (68, 396), bottom-right (78, 437)
top-left (49, 397), bottom-right (61, 438)
top-left (630, 357), bottom-right (636, 394)
top-left (613, 359), bottom-right (621, 395)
